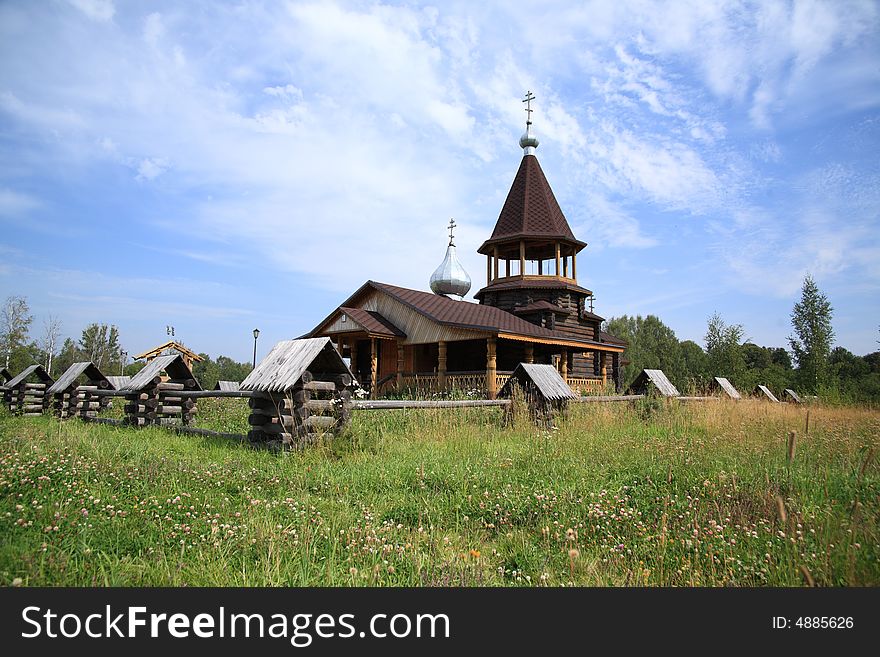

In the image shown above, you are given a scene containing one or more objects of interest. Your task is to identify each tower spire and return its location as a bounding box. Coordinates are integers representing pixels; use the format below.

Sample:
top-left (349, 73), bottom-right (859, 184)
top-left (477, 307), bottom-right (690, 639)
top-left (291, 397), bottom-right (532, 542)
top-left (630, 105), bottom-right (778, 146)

top-left (519, 90), bottom-right (539, 155)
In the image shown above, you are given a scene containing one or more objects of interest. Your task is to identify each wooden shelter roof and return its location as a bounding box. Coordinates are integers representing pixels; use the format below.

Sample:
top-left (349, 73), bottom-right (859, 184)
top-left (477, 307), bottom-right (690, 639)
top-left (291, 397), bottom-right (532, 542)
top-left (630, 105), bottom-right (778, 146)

top-left (755, 385), bottom-right (779, 402)
top-left (0, 367), bottom-right (11, 383)
top-left (498, 363), bottom-right (576, 402)
top-left (478, 155), bottom-right (586, 254)
top-left (119, 354), bottom-right (201, 392)
top-left (134, 341), bottom-right (204, 363)
top-left (241, 337), bottom-right (354, 393)
top-left (339, 307), bottom-right (406, 338)
top-left (106, 376), bottom-right (131, 390)
top-left (47, 362), bottom-right (110, 394)
top-left (712, 376), bottom-right (741, 400)
top-left (784, 388), bottom-right (802, 403)
top-left (6, 365), bottom-right (53, 388)
top-left (214, 380), bottom-right (241, 391)
top-left (627, 369), bottom-right (680, 397)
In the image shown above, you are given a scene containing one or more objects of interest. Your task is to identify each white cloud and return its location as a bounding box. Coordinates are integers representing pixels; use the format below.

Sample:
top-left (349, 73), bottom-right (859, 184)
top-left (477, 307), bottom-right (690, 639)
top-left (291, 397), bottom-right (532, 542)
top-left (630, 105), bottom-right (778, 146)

top-left (0, 188), bottom-right (41, 218)
top-left (68, 0), bottom-right (115, 23)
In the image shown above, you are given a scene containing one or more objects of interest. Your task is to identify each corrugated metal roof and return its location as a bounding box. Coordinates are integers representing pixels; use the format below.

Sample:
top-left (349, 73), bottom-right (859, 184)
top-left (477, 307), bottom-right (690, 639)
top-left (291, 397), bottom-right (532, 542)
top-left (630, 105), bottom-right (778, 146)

top-left (6, 365), bottom-right (53, 388)
top-left (119, 355), bottom-right (201, 392)
top-left (339, 307), bottom-right (405, 338)
top-left (713, 376), bottom-right (741, 399)
top-left (755, 385), bottom-right (779, 402)
top-left (106, 376), bottom-right (130, 390)
top-left (478, 155), bottom-right (585, 254)
top-left (628, 369), bottom-right (680, 397)
top-left (214, 380), bottom-right (241, 391)
top-left (47, 362), bottom-right (109, 394)
top-left (241, 337), bottom-right (354, 392)
top-left (499, 363), bottom-right (576, 402)
top-left (784, 388), bottom-right (801, 403)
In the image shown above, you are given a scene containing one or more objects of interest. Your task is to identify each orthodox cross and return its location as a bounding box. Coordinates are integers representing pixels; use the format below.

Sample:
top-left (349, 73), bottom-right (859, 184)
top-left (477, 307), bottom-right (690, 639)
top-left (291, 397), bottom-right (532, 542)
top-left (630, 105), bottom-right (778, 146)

top-left (589, 295), bottom-right (595, 313)
top-left (522, 90), bottom-right (536, 128)
top-left (448, 218), bottom-right (457, 245)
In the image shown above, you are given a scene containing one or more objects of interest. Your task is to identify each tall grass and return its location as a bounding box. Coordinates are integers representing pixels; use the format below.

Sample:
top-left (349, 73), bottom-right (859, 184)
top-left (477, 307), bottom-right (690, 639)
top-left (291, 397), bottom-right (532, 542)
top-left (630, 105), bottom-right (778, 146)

top-left (0, 399), bottom-right (877, 586)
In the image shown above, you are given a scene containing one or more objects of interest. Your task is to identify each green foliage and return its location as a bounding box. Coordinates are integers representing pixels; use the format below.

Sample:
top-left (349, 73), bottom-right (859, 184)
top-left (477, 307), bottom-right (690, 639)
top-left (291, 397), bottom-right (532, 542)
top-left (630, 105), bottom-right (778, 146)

top-left (79, 323), bottom-right (123, 372)
top-left (1, 401), bottom-right (877, 586)
top-left (789, 276), bottom-right (834, 393)
top-left (605, 315), bottom-right (686, 390)
top-left (678, 340), bottom-right (708, 393)
top-left (1, 296), bottom-right (33, 372)
top-left (705, 313), bottom-right (746, 386)
top-left (192, 353), bottom-right (252, 390)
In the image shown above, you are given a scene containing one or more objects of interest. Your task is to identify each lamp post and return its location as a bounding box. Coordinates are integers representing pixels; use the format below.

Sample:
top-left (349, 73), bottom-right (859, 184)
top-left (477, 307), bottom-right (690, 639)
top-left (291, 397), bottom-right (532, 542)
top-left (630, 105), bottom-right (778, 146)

top-left (252, 328), bottom-right (260, 368)
top-left (120, 351), bottom-right (127, 376)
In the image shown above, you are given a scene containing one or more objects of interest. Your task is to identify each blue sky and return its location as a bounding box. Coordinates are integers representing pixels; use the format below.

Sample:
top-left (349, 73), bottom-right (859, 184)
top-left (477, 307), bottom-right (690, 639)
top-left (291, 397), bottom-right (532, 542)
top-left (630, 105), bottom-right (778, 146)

top-left (1, 0), bottom-right (878, 364)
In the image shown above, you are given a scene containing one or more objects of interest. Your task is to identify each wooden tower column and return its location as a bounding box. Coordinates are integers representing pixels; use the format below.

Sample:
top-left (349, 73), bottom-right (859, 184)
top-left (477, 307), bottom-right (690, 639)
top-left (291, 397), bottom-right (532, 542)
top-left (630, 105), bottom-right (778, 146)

top-left (396, 339), bottom-right (404, 386)
top-left (524, 344), bottom-right (534, 364)
top-left (555, 242), bottom-right (561, 277)
top-left (519, 240), bottom-right (525, 276)
top-left (486, 255), bottom-right (492, 284)
top-left (493, 247), bottom-right (500, 280)
top-left (370, 338), bottom-right (378, 399)
top-left (438, 340), bottom-right (447, 389)
top-left (572, 252), bottom-right (577, 280)
top-left (486, 337), bottom-right (497, 400)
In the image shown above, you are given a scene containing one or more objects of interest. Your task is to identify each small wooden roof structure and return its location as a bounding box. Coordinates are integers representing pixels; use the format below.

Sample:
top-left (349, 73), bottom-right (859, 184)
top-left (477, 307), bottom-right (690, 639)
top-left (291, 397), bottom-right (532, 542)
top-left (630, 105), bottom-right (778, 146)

top-left (0, 367), bottom-right (11, 383)
top-left (711, 376), bottom-right (741, 400)
top-left (627, 369), bottom-right (680, 397)
top-left (6, 365), bottom-right (54, 389)
top-left (47, 362), bottom-right (110, 394)
top-left (498, 363), bottom-right (576, 403)
top-left (134, 341), bottom-right (204, 369)
top-left (106, 375), bottom-right (131, 390)
top-left (241, 338), bottom-right (354, 393)
top-left (214, 380), bottom-right (241, 391)
top-left (755, 385), bottom-right (779, 402)
top-left (784, 388), bottom-right (802, 403)
top-left (119, 354), bottom-right (201, 393)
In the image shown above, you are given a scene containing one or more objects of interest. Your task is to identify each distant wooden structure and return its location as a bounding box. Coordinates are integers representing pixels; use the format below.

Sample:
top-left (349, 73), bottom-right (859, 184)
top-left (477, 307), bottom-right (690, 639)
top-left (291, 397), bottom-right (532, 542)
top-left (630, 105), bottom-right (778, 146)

top-left (5, 365), bottom-right (54, 416)
top-left (241, 338), bottom-right (355, 449)
top-left (755, 385), bottom-right (779, 402)
top-left (47, 362), bottom-right (112, 419)
top-left (119, 354), bottom-right (201, 427)
top-left (710, 376), bottom-right (741, 400)
top-left (0, 367), bottom-right (11, 386)
top-left (106, 375), bottom-right (131, 390)
top-left (784, 388), bottom-right (802, 404)
top-left (134, 341), bottom-right (204, 370)
top-left (214, 380), bottom-right (241, 392)
top-left (498, 362), bottom-right (575, 426)
top-left (627, 369), bottom-right (680, 397)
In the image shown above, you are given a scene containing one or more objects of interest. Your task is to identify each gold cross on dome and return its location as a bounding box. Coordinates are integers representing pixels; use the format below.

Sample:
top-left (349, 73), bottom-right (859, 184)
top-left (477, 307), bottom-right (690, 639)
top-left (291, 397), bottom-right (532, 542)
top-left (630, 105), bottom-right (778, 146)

top-left (522, 90), bottom-right (536, 126)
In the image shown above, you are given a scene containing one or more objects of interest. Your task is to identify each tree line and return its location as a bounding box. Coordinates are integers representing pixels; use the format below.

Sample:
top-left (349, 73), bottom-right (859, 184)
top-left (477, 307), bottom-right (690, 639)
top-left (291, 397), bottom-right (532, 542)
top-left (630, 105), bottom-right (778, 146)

top-left (605, 276), bottom-right (880, 403)
top-left (0, 296), bottom-right (252, 389)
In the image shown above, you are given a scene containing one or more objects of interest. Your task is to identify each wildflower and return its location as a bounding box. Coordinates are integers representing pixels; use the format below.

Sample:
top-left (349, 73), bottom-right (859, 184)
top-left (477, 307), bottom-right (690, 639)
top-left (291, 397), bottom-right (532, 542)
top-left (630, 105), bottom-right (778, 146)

top-left (568, 548), bottom-right (580, 559)
top-left (349, 567), bottom-right (358, 576)
top-left (469, 549), bottom-right (481, 558)
top-left (565, 528), bottom-right (576, 541)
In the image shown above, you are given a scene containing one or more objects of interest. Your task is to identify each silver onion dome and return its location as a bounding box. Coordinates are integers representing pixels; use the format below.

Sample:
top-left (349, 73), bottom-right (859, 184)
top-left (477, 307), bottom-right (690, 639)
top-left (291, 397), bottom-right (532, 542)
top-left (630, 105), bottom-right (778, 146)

top-left (430, 240), bottom-right (471, 299)
top-left (519, 129), bottom-right (539, 154)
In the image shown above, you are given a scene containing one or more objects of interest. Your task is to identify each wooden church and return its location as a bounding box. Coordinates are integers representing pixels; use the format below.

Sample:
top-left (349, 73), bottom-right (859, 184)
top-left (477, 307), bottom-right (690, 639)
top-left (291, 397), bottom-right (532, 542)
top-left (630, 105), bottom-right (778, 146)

top-left (310, 93), bottom-right (626, 398)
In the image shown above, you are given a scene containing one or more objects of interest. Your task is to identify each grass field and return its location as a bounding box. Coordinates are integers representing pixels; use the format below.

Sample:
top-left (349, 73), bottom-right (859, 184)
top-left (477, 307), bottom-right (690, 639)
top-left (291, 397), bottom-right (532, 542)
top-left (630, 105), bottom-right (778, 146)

top-left (1, 398), bottom-right (877, 586)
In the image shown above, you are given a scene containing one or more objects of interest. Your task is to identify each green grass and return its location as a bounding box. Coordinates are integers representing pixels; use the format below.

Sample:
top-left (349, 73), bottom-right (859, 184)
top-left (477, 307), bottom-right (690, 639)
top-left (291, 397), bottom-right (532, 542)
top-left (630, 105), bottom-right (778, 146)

top-left (0, 398), bottom-right (877, 586)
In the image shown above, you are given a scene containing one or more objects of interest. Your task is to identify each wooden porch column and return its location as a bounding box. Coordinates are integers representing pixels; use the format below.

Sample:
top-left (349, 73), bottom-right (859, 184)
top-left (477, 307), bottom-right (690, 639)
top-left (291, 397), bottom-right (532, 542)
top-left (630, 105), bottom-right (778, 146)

top-left (555, 242), bottom-right (561, 277)
top-left (600, 352), bottom-right (607, 383)
top-left (524, 344), bottom-right (534, 364)
top-left (612, 352), bottom-right (622, 393)
top-left (350, 341), bottom-right (358, 383)
top-left (561, 348), bottom-right (568, 383)
top-left (519, 240), bottom-right (525, 277)
top-left (493, 247), bottom-right (499, 280)
top-left (486, 337), bottom-right (497, 400)
top-left (438, 340), bottom-right (447, 389)
top-left (370, 338), bottom-right (378, 399)
top-left (336, 337), bottom-right (343, 356)
top-left (396, 339), bottom-right (404, 386)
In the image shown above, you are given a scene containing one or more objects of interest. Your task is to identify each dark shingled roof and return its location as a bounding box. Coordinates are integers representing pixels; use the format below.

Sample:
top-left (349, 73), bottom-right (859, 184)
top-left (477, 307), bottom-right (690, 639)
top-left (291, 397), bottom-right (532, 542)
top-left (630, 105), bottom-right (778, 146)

top-left (340, 307), bottom-right (406, 338)
top-left (478, 155), bottom-right (586, 254)
top-left (474, 277), bottom-right (593, 300)
top-left (598, 331), bottom-right (627, 346)
top-left (47, 362), bottom-right (110, 394)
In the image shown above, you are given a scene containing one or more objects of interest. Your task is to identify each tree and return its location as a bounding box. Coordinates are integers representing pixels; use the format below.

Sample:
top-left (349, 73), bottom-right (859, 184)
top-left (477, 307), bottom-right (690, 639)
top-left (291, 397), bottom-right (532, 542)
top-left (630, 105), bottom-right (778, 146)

top-left (788, 276), bottom-right (834, 392)
top-left (605, 315), bottom-right (685, 389)
top-left (1, 295), bottom-right (33, 372)
top-left (53, 338), bottom-right (81, 376)
top-left (79, 323), bottom-right (124, 371)
top-left (38, 315), bottom-right (63, 376)
top-left (704, 313), bottom-right (746, 386)
top-left (679, 340), bottom-right (708, 391)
